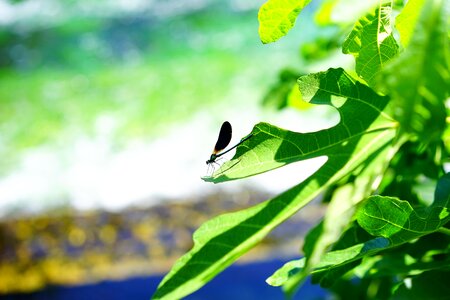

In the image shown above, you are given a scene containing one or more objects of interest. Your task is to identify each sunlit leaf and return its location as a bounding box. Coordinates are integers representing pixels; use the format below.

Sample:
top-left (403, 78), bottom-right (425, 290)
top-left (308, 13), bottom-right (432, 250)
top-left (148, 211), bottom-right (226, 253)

top-left (204, 68), bottom-right (397, 183)
top-left (258, 0), bottom-right (312, 44)
top-left (357, 174), bottom-right (450, 244)
top-left (343, 3), bottom-right (399, 87)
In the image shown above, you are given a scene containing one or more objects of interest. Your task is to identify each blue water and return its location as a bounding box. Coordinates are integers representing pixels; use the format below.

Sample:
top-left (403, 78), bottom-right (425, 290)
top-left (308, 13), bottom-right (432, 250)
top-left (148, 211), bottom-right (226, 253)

top-left (0, 258), bottom-right (327, 300)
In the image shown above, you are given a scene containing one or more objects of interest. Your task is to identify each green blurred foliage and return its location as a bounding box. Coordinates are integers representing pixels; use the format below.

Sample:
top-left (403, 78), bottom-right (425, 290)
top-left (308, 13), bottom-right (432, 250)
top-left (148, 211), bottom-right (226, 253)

top-left (0, 5), bottom-right (273, 173)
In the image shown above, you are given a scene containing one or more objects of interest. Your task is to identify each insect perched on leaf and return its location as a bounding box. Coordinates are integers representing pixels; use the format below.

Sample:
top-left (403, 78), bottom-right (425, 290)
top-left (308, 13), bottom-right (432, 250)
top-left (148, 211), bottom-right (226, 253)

top-left (206, 121), bottom-right (252, 173)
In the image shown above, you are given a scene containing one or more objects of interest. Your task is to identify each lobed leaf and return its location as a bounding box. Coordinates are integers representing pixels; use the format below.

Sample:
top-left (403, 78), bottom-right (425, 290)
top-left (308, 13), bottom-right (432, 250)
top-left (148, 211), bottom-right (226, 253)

top-left (204, 68), bottom-right (397, 183)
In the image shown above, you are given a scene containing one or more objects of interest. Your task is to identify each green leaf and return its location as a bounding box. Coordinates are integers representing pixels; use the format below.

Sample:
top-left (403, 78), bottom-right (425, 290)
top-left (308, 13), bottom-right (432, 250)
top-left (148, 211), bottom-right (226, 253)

top-left (380, 0), bottom-right (449, 144)
top-left (203, 68), bottom-right (397, 183)
top-left (342, 3), bottom-right (399, 88)
top-left (153, 69), bottom-right (398, 299)
top-left (258, 0), bottom-right (312, 44)
top-left (356, 175), bottom-right (450, 244)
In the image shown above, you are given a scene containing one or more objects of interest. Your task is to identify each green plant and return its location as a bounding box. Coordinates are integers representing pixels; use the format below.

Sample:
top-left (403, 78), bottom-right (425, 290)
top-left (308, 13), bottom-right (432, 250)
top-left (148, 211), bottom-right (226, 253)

top-left (153, 0), bottom-right (449, 299)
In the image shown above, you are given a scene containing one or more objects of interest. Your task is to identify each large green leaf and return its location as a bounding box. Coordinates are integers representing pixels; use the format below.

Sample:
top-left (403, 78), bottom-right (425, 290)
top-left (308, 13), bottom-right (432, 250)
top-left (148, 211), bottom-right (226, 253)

top-left (203, 68), bottom-right (397, 183)
top-left (342, 3), bottom-right (398, 88)
top-left (258, 0), bottom-right (312, 44)
top-left (152, 68), bottom-right (397, 299)
top-left (380, 0), bottom-right (449, 144)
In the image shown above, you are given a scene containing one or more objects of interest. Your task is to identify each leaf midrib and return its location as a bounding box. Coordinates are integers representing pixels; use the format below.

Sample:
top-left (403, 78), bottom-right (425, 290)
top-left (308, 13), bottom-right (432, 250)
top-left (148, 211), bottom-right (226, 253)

top-left (252, 126), bottom-right (395, 166)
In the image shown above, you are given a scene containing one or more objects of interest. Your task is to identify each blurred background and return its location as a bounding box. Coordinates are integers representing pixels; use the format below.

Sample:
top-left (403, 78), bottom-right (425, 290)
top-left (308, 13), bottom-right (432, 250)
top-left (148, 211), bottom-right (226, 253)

top-left (0, 0), bottom-right (351, 298)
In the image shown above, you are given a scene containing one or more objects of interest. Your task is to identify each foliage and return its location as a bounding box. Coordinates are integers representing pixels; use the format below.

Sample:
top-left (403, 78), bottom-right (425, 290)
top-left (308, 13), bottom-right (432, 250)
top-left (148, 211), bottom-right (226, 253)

top-left (0, 8), bottom-right (270, 174)
top-left (153, 0), bottom-right (449, 299)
